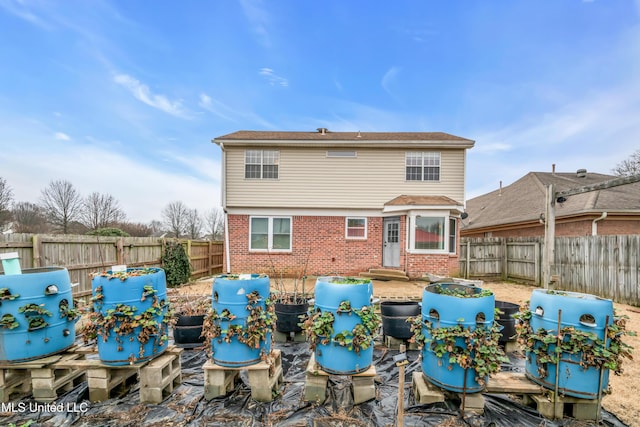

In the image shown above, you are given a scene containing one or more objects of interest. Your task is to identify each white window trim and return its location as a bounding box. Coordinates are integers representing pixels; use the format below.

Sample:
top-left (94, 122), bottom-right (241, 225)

top-left (407, 211), bottom-right (452, 254)
top-left (249, 216), bottom-right (292, 252)
top-left (405, 152), bottom-right (441, 182)
top-left (244, 150), bottom-right (280, 180)
top-left (345, 217), bottom-right (367, 240)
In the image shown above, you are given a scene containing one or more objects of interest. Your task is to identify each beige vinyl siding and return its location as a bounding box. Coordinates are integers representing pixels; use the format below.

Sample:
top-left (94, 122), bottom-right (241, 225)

top-left (224, 147), bottom-right (466, 208)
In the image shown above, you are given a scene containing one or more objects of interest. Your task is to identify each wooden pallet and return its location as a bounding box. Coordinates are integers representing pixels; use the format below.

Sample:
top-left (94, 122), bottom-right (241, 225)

top-left (0, 351), bottom-right (86, 403)
top-left (304, 353), bottom-right (377, 405)
top-left (54, 346), bottom-right (183, 404)
top-left (203, 349), bottom-right (283, 402)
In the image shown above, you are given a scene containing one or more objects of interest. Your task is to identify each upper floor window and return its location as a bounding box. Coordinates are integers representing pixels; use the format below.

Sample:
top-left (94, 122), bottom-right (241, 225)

top-left (245, 150), bottom-right (279, 179)
top-left (406, 152), bottom-right (440, 181)
top-left (345, 217), bottom-right (367, 239)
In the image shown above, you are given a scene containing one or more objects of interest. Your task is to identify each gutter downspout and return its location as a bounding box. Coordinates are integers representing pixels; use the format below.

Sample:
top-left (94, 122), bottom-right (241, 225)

top-left (592, 212), bottom-right (607, 236)
top-left (219, 141), bottom-right (231, 273)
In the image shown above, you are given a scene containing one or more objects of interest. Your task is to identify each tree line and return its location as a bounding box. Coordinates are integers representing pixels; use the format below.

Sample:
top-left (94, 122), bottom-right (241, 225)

top-left (0, 178), bottom-right (224, 240)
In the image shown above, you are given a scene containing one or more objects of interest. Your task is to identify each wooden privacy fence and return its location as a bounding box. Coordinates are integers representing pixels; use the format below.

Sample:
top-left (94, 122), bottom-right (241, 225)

top-left (459, 235), bottom-right (640, 306)
top-left (0, 233), bottom-right (224, 298)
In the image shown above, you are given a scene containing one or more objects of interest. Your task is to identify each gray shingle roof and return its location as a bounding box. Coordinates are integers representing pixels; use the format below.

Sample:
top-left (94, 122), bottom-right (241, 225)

top-left (463, 171), bottom-right (640, 230)
top-left (215, 130), bottom-right (473, 142)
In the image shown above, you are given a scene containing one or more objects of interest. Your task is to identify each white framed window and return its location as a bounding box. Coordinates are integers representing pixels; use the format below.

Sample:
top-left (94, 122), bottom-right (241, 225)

top-left (406, 152), bottom-right (440, 181)
top-left (345, 217), bottom-right (367, 239)
top-left (245, 150), bottom-right (279, 179)
top-left (250, 216), bottom-right (291, 251)
top-left (409, 213), bottom-right (456, 253)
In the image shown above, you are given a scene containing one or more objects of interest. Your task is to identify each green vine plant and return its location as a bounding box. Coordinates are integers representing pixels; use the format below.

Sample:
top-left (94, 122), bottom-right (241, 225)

top-left (513, 305), bottom-right (635, 379)
top-left (202, 290), bottom-right (276, 359)
top-left (0, 313), bottom-right (19, 330)
top-left (429, 284), bottom-right (493, 298)
top-left (301, 300), bottom-right (381, 355)
top-left (81, 283), bottom-right (171, 362)
top-left (0, 287), bottom-right (19, 301)
top-left (58, 299), bottom-right (81, 322)
top-left (408, 309), bottom-right (508, 387)
top-left (18, 303), bottom-right (52, 331)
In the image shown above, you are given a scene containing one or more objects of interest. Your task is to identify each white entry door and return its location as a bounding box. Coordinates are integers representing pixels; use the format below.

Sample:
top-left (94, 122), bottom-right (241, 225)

top-left (383, 218), bottom-right (400, 267)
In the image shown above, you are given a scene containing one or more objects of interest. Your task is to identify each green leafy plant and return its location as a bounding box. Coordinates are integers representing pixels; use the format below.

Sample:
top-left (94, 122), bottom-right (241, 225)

top-left (300, 308), bottom-right (335, 351)
top-left (327, 276), bottom-right (370, 285)
top-left (202, 290), bottom-right (275, 356)
top-left (0, 287), bottom-right (19, 301)
top-left (514, 305), bottom-right (635, 378)
top-left (408, 310), bottom-right (508, 386)
top-left (86, 227), bottom-right (130, 237)
top-left (58, 298), bottom-right (81, 321)
top-left (81, 283), bottom-right (171, 361)
top-left (162, 241), bottom-right (192, 287)
top-left (0, 313), bottom-right (19, 329)
top-left (429, 284), bottom-right (493, 298)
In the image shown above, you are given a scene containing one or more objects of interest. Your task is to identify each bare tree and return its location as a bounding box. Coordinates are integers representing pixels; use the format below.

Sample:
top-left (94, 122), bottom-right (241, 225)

top-left (204, 208), bottom-right (225, 240)
top-left (612, 149), bottom-right (640, 177)
top-left (185, 208), bottom-right (203, 239)
top-left (117, 221), bottom-right (154, 237)
top-left (0, 177), bottom-right (14, 230)
top-left (148, 220), bottom-right (165, 236)
top-left (81, 192), bottom-right (126, 230)
top-left (40, 179), bottom-right (83, 234)
top-left (161, 201), bottom-right (189, 238)
top-left (12, 202), bottom-right (49, 233)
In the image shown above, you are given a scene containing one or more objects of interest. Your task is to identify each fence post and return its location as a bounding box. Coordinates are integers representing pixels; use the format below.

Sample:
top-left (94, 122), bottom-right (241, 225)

top-left (465, 240), bottom-right (470, 279)
top-left (116, 237), bottom-right (124, 265)
top-left (501, 239), bottom-right (507, 281)
top-left (32, 234), bottom-right (41, 268)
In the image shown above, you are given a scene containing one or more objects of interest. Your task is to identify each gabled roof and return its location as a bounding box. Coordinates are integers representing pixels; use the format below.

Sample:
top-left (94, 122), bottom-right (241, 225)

top-left (385, 195), bottom-right (462, 206)
top-left (463, 171), bottom-right (640, 231)
top-left (214, 130), bottom-right (474, 149)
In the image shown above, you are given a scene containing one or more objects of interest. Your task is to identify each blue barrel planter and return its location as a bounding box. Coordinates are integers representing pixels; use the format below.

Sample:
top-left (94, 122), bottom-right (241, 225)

top-left (91, 267), bottom-right (169, 366)
top-left (0, 267), bottom-right (77, 363)
top-left (210, 274), bottom-right (272, 367)
top-left (524, 289), bottom-right (614, 399)
top-left (420, 283), bottom-right (495, 393)
top-left (313, 276), bottom-right (376, 375)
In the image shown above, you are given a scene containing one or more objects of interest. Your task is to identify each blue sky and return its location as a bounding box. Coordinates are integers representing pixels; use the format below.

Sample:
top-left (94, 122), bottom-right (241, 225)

top-left (1, 1), bottom-right (639, 223)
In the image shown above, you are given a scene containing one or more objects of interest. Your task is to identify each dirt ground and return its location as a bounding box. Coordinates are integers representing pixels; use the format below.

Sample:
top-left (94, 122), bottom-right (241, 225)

top-left (178, 276), bottom-right (640, 426)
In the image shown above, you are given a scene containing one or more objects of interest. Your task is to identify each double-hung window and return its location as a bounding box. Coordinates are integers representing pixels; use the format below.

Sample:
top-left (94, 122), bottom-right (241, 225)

top-left (406, 152), bottom-right (440, 181)
top-left (245, 150), bottom-right (279, 179)
top-left (250, 216), bottom-right (291, 251)
top-left (345, 217), bottom-right (367, 239)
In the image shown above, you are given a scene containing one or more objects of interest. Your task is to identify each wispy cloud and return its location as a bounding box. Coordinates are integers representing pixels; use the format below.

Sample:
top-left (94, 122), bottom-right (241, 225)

top-left (113, 73), bottom-right (191, 118)
top-left (0, 0), bottom-right (52, 29)
top-left (198, 93), bottom-right (235, 122)
top-left (239, 0), bottom-right (271, 48)
top-left (54, 132), bottom-right (70, 141)
top-left (259, 68), bottom-right (289, 87)
top-left (381, 66), bottom-right (401, 97)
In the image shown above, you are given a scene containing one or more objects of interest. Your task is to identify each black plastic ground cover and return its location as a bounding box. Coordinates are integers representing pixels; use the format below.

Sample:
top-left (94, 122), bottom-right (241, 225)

top-left (2, 342), bottom-right (629, 427)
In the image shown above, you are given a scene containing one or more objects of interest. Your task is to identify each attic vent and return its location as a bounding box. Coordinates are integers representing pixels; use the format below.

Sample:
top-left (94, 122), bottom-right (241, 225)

top-left (317, 127), bottom-right (328, 135)
top-left (327, 151), bottom-right (357, 158)
top-left (577, 168), bottom-right (587, 178)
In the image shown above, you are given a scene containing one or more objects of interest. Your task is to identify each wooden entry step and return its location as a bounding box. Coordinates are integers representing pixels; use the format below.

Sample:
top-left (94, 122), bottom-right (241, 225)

top-left (360, 269), bottom-right (410, 281)
top-left (203, 349), bottom-right (283, 402)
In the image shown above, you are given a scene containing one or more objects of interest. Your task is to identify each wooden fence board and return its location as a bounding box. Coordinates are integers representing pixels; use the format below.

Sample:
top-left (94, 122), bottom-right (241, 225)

top-left (0, 234), bottom-right (223, 299)
top-left (461, 235), bottom-right (640, 306)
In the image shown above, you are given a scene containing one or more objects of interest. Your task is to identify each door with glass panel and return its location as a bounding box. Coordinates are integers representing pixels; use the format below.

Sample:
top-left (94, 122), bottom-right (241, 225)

top-left (383, 217), bottom-right (400, 267)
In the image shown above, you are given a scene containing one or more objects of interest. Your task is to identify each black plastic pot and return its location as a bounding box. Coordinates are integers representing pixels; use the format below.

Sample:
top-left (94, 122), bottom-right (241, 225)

top-left (495, 301), bottom-right (520, 343)
top-left (274, 301), bottom-right (309, 333)
top-left (173, 314), bottom-right (205, 348)
top-left (380, 301), bottom-right (421, 339)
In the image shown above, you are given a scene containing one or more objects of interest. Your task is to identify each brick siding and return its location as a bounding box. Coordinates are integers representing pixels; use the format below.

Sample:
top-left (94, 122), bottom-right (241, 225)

top-left (225, 214), bottom-right (458, 278)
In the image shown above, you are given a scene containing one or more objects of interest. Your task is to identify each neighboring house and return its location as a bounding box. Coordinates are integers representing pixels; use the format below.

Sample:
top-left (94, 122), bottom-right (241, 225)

top-left (461, 169), bottom-right (640, 238)
top-left (213, 129), bottom-right (475, 279)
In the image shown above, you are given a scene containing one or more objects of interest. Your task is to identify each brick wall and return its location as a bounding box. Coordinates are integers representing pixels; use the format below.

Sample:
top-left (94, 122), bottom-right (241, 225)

top-left (462, 218), bottom-right (640, 238)
top-left (226, 214), bottom-right (460, 278)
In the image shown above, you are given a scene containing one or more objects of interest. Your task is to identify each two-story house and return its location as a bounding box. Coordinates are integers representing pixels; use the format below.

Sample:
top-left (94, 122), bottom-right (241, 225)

top-left (213, 129), bottom-right (475, 279)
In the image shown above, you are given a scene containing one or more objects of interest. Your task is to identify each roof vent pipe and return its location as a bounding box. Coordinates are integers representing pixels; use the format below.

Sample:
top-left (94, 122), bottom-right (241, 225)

top-left (552, 164), bottom-right (556, 174)
top-left (499, 180), bottom-right (502, 196)
top-left (317, 127), bottom-right (328, 135)
top-left (577, 168), bottom-right (587, 178)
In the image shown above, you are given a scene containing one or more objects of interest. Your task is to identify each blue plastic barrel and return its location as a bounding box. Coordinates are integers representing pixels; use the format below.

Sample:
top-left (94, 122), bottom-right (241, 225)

top-left (525, 289), bottom-right (614, 399)
top-left (314, 276), bottom-right (375, 375)
top-left (91, 267), bottom-right (168, 366)
top-left (210, 274), bottom-right (272, 367)
top-left (0, 267), bottom-right (77, 363)
top-left (420, 283), bottom-right (495, 393)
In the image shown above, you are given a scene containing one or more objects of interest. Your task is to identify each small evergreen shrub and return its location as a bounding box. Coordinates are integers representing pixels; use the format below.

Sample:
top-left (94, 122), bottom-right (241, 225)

top-left (87, 227), bottom-right (130, 237)
top-left (162, 241), bottom-right (191, 287)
